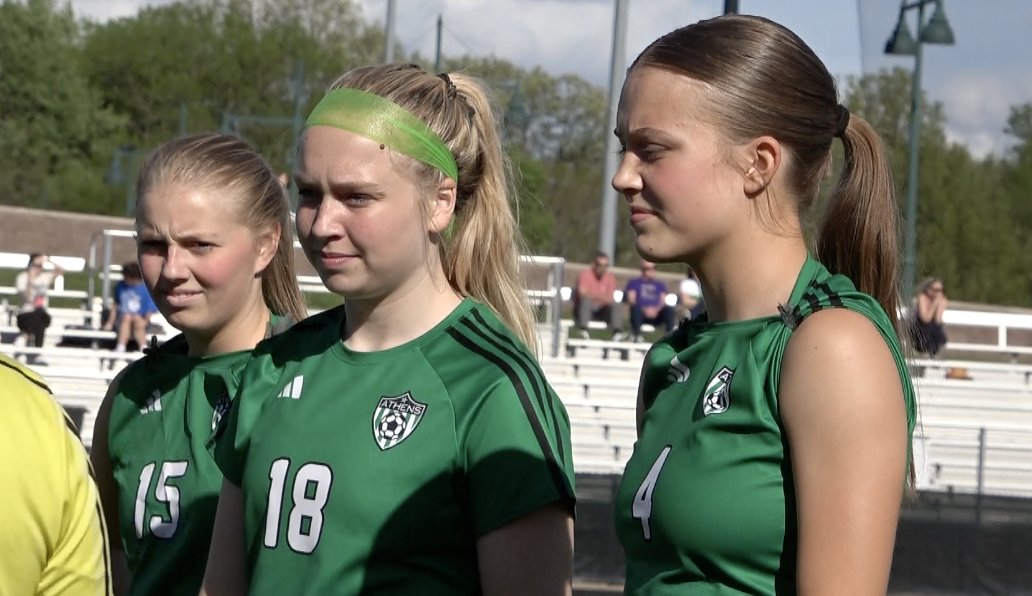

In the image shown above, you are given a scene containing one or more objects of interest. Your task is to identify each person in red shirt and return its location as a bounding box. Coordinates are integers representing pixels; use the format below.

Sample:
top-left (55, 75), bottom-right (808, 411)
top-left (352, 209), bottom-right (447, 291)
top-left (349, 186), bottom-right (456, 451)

top-left (573, 251), bottom-right (624, 339)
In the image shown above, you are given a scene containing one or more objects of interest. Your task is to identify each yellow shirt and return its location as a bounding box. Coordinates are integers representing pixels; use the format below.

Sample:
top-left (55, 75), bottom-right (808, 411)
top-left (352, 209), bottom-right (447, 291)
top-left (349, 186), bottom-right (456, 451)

top-left (0, 354), bottom-right (112, 596)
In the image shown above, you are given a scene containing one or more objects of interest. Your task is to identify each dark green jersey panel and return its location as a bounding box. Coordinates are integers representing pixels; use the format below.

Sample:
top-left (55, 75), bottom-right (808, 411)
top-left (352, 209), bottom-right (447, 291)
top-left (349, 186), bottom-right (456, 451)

top-left (615, 256), bottom-right (916, 595)
top-left (216, 299), bottom-right (575, 595)
top-left (107, 335), bottom-right (250, 596)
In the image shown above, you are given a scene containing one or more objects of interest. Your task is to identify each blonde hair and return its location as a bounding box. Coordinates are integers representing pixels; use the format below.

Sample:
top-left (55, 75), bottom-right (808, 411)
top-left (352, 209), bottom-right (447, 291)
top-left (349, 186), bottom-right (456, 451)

top-left (135, 133), bottom-right (308, 323)
top-left (327, 64), bottom-right (538, 354)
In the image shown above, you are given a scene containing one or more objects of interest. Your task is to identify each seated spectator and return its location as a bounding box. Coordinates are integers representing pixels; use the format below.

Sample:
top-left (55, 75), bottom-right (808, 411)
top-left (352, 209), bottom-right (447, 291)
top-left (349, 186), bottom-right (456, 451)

top-left (624, 260), bottom-right (676, 342)
top-left (574, 251), bottom-right (623, 339)
top-left (103, 262), bottom-right (158, 352)
top-left (910, 276), bottom-right (948, 356)
top-left (678, 266), bottom-right (705, 321)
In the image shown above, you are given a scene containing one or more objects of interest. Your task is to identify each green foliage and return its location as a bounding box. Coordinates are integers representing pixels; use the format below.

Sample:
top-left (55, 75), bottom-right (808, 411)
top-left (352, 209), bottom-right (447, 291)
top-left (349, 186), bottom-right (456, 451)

top-left (80, 0), bottom-right (384, 186)
top-left (843, 68), bottom-right (1032, 307)
top-left (1005, 103), bottom-right (1032, 147)
top-left (0, 0), bottom-right (126, 212)
top-left (4, 2), bottom-right (1032, 306)
top-left (439, 55), bottom-right (610, 265)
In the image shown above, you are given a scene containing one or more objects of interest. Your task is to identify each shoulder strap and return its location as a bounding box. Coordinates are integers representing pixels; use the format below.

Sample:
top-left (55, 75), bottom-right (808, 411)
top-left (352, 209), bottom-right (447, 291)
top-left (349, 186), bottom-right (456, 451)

top-left (777, 279), bottom-right (848, 330)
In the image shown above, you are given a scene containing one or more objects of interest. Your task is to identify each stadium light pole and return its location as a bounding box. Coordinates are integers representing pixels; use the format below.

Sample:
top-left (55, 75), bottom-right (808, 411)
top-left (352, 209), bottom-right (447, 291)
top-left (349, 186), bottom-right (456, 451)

top-left (383, 0), bottom-right (396, 63)
top-left (884, 0), bottom-right (954, 302)
top-left (105, 145), bottom-right (141, 216)
top-left (597, 0), bottom-right (628, 262)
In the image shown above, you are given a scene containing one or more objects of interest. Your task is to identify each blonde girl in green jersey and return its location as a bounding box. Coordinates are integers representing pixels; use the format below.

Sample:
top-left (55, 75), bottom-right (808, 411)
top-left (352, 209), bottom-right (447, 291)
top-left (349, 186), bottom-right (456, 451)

top-left (612, 15), bottom-right (916, 595)
top-left (91, 133), bottom-right (307, 596)
top-left (203, 64), bottom-right (575, 596)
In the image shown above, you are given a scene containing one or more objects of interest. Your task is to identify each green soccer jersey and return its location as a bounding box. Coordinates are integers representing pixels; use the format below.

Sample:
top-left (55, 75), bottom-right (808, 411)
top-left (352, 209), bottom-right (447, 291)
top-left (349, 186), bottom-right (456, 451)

top-left (216, 298), bottom-right (576, 595)
top-left (107, 335), bottom-right (257, 596)
top-left (615, 256), bottom-right (916, 595)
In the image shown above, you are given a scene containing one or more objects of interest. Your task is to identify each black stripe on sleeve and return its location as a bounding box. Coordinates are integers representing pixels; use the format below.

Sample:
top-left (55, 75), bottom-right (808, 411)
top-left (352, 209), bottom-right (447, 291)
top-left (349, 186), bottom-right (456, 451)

top-left (803, 284), bottom-right (822, 316)
top-left (464, 310), bottom-right (569, 468)
top-left (95, 500), bottom-right (114, 596)
top-left (0, 357), bottom-right (52, 394)
top-left (446, 327), bottom-right (574, 503)
top-left (815, 281), bottom-right (845, 308)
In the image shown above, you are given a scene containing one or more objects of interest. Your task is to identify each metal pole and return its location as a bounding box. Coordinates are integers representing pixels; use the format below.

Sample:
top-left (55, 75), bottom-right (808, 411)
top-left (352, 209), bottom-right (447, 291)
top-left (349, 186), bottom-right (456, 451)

top-left (976, 426), bottom-right (986, 523)
top-left (434, 14), bottom-right (443, 72)
top-left (102, 234), bottom-right (113, 307)
top-left (383, 0), bottom-right (396, 63)
top-left (723, 0), bottom-right (739, 14)
top-left (902, 0), bottom-right (925, 303)
top-left (289, 59), bottom-right (306, 183)
top-left (179, 102), bottom-right (187, 136)
top-left (597, 0), bottom-right (628, 261)
top-left (551, 260), bottom-right (565, 358)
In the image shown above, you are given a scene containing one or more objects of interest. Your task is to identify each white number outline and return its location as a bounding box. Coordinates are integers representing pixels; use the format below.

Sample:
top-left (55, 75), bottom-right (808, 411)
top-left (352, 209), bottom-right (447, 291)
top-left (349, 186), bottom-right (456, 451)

top-left (631, 446), bottom-right (671, 541)
top-left (264, 458), bottom-right (333, 554)
top-left (134, 460), bottom-right (189, 540)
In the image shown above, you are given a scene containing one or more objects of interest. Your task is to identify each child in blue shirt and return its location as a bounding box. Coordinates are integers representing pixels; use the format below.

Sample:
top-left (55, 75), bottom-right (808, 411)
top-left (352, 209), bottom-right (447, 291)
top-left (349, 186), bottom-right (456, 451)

top-left (103, 262), bottom-right (159, 352)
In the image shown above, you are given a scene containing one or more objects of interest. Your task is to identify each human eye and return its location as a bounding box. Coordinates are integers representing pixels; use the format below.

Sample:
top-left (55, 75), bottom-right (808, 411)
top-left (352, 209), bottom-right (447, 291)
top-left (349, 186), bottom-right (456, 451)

top-left (637, 145), bottom-right (665, 162)
top-left (344, 193), bottom-right (374, 207)
top-left (186, 241), bottom-right (216, 254)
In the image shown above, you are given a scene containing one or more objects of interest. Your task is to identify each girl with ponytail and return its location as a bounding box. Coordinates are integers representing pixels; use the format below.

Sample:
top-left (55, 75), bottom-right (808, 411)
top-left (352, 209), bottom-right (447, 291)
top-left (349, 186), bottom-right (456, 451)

top-left (92, 132), bottom-right (307, 596)
top-left (611, 15), bottom-right (916, 594)
top-left (203, 64), bottom-right (574, 596)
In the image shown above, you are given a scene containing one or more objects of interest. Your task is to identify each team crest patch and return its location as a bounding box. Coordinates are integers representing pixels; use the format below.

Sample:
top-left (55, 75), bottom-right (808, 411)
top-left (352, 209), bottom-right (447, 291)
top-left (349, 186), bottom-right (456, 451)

top-left (372, 392), bottom-right (427, 451)
top-left (211, 394), bottom-right (231, 431)
top-left (702, 366), bottom-right (735, 416)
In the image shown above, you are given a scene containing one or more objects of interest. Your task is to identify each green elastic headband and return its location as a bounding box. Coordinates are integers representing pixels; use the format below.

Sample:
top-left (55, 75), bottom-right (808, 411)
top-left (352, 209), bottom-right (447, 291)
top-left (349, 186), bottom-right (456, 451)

top-left (304, 87), bottom-right (459, 183)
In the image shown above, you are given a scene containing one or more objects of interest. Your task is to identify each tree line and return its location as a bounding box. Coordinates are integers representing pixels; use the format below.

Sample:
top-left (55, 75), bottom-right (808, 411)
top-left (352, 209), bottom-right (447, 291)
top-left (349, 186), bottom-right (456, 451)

top-left (2, 0), bottom-right (1030, 305)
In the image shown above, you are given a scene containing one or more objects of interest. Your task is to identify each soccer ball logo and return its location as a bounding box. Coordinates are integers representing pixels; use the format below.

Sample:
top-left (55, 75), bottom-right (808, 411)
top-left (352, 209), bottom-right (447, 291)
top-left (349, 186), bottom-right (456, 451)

top-left (372, 392), bottom-right (428, 451)
top-left (378, 413), bottom-right (405, 441)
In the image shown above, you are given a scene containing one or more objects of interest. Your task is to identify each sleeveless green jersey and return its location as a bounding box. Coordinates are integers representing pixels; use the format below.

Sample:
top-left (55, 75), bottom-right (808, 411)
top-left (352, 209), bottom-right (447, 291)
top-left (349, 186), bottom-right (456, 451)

top-left (216, 298), bottom-right (575, 595)
top-left (108, 328), bottom-right (273, 596)
top-left (615, 256), bottom-right (916, 595)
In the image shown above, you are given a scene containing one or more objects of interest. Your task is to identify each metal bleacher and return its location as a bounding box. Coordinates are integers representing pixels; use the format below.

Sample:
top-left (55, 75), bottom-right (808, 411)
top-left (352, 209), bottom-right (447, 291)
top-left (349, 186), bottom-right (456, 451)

top-left (4, 239), bottom-right (1032, 500)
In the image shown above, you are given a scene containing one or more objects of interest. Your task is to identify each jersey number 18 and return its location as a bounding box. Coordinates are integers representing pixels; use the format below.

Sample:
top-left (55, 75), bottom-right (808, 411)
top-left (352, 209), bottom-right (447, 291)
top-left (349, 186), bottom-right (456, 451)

top-left (264, 459), bottom-right (333, 554)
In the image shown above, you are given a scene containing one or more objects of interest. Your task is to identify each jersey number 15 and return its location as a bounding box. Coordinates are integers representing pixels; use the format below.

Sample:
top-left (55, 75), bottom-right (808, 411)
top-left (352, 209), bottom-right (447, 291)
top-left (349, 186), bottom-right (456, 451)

top-left (135, 461), bottom-right (189, 539)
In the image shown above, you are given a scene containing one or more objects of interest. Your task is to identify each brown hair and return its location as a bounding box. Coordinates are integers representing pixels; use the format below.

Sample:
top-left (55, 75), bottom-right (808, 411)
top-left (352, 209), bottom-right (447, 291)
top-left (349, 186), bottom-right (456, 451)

top-left (632, 15), bottom-right (900, 331)
top-left (326, 64), bottom-right (538, 353)
top-left (135, 133), bottom-right (308, 323)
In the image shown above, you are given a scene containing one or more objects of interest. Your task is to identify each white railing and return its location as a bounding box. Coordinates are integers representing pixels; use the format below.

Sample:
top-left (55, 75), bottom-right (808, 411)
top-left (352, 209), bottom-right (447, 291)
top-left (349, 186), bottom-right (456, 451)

top-left (941, 307), bottom-right (1032, 358)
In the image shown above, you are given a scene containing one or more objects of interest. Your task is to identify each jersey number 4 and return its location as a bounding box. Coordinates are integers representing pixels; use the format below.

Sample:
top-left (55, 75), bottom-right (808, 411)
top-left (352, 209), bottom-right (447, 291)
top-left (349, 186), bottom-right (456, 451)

top-left (631, 446), bottom-right (671, 541)
top-left (265, 459), bottom-right (333, 554)
top-left (135, 461), bottom-right (189, 539)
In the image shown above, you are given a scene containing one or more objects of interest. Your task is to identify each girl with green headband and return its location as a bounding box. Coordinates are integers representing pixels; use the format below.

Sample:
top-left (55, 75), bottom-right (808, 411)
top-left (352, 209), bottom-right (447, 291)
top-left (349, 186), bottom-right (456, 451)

top-left (204, 64), bottom-right (575, 596)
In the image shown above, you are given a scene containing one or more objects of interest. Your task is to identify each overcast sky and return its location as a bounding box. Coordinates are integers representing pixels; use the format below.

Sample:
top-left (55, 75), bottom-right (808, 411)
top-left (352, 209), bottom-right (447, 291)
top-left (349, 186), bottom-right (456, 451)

top-left (71, 0), bottom-right (1032, 159)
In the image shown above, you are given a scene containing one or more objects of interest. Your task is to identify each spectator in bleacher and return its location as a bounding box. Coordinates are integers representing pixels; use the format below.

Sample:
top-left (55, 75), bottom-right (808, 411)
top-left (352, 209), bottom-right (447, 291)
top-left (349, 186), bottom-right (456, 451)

top-left (611, 15), bottom-right (915, 595)
top-left (203, 64), bottom-right (574, 596)
top-left (678, 265), bottom-right (705, 321)
top-left (574, 251), bottom-right (624, 339)
top-left (15, 253), bottom-right (63, 363)
top-left (102, 262), bottom-right (159, 353)
top-left (910, 276), bottom-right (949, 356)
top-left (0, 352), bottom-right (112, 595)
top-left (624, 260), bottom-right (676, 341)
top-left (90, 133), bottom-right (308, 596)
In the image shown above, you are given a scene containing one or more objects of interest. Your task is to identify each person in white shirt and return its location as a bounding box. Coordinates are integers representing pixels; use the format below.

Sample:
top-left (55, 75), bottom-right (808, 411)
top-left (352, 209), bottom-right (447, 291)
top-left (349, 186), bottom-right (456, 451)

top-left (15, 253), bottom-right (63, 363)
